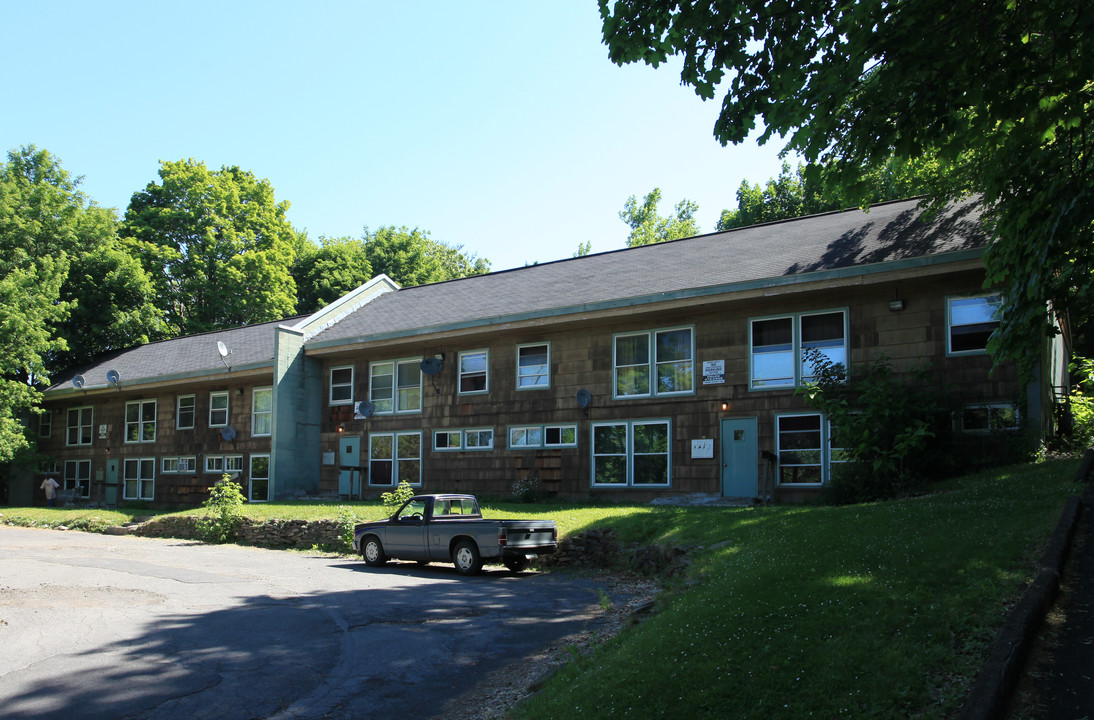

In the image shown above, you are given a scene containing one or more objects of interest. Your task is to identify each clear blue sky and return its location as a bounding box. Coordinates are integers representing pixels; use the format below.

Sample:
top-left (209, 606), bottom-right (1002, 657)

top-left (2, 2), bottom-right (794, 271)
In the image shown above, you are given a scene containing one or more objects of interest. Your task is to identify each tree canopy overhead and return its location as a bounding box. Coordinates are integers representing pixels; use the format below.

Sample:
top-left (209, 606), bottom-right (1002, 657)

top-left (619, 187), bottom-right (700, 246)
top-left (600, 0), bottom-right (1094, 364)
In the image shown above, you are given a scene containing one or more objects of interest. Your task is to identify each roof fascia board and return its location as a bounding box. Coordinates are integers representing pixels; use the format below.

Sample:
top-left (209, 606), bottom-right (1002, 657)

top-left (305, 248), bottom-right (985, 354)
top-left (44, 362), bottom-right (275, 400)
top-left (291, 274), bottom-right (399, 341)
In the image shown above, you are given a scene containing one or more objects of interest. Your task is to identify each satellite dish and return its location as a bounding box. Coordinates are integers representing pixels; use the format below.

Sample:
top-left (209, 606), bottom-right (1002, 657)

top-left (355, 401), bottom-right (375, 419)
top-left (419, 357), bottom-right (443, 375)
top-left (220, 426), bottom-right (237, 442)
top-left (106, 369), bottom-right (120, 385)
top-left (72, 375), bottom-right (85, 389)
top-left (217, 341), bottom-right (231, 358)
top-left (576, 389), bottom-right (592, 408)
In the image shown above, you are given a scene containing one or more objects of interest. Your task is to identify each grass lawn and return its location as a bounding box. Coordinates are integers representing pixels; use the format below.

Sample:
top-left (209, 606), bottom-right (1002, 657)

top-left (511, 459), bottom-right (1081, 719)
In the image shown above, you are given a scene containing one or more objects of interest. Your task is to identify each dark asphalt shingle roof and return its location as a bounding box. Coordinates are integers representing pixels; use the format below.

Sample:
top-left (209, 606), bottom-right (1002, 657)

top-left (309, 197), bottom-right (986, 347)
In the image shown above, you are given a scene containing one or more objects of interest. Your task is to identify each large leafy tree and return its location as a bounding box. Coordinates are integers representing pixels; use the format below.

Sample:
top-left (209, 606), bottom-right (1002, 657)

top-left (293, 236), bottom-right (373, 314)
top-left (619, 187), bottom-right (700, 246)
top-left (123, 160), bottom-right (300, 336)
top-left (600, 0), bottom-right (1093, 366)
top-left (362, 226), bottom-right (490, 287)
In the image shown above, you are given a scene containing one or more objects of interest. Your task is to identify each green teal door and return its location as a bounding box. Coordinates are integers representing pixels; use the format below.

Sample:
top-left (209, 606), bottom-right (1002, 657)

top-left (105, 459), bottom-right (119, 505)
top-left (338, 436), bottom-right (361, 498)
top-left (720, 418), bottom-right (758, 498)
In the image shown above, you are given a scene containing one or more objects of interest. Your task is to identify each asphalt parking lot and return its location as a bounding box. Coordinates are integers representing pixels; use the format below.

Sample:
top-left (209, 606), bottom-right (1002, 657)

top-left (0, 525), bottom-right (618, 720)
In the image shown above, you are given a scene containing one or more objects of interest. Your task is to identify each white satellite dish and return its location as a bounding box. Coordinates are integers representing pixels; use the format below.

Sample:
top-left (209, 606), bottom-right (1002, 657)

top-left (217, 341), bottom-right (230, 358)
top-left (72, 375), bottom-right (85, 389)
top-left (106, 369), bottom-right (120, 385)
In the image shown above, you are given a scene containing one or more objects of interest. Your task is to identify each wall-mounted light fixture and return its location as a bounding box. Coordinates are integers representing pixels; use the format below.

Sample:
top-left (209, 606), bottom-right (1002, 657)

top-left (888, 299), bottom-right (905, 312)
top-left (720, 401), bottom-right (730, 412)
top-left (337, 424), bottom-right (344, 433)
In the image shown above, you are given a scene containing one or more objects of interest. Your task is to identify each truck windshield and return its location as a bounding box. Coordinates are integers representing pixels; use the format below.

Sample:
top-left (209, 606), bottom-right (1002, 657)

top-left (396, 499), bottom-right (426, 521)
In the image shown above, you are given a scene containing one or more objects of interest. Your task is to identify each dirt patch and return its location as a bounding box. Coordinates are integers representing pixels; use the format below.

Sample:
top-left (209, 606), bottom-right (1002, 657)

top-left (0, 584), bottom-right (165, 608)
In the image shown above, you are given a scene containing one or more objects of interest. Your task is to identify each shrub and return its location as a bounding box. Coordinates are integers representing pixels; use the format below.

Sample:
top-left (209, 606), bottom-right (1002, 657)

top-left (197, 475), bottom-right (246, 543)
top-left (380, 481), bottom-right (415, 508)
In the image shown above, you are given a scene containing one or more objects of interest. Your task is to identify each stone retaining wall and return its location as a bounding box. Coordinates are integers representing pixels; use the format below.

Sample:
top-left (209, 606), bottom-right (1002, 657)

top-left (133, 516), bottom-right (348, 550)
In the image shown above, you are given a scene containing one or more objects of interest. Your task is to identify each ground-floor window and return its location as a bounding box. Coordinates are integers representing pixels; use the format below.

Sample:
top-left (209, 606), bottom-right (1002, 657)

top-left (958, 403), bottom-right (1020, 433)
top-left (433, 427), bottom-right (494, 451)
top-left (64, 459), bottom-right (91, 498)
top-left (591, 420), bottom-right (670, 487)
top-left (250, 454), bottom-right (271, 502)
top-left (369, 432), bottom-right (422, 486)
top-left (776, 413), bottom-right (845, 486)
top-left (123, 458), bottom-right (155, 500)
top-left (509, 424), bottom-right (578, 449)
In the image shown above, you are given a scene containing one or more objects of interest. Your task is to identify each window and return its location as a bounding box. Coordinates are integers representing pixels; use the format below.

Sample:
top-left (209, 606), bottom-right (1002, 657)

top-left (330, 366), bottom-right (354, 406)
top-left (614, 328), bottom-right (694, 399)
top-left (162, 457), bottom-right (196, 473)
top-left (959, 404), bottom-right (1020, 433)
top-left (125, 399), bottom-right (157, 443)
top-left (776, 413), bottom-right (846, 486)
top-left (252, 387), bottom-right (272, 436)
top-left (123, 458), bottom-right (155, 501)
top-left (517, 343), bottom-right (550, 389)
top-left (177, 395), bottom-right (195, 429)
top-left (205, 455), bottom-right (224, 473)
top-left (63, 459), bottom-right (91, 498)
top-left (750, 310), bottom-right (847, 389)
top-left (434, 428), bottom-right (494, 451)
top-left (39, 411), bottom-right (52, 438)
top-left (459, 350), bottom-right (488, 394)
top-left (591, 420), bottom-right (670, 487)
top-left (250, 454), bottom-right (271, 502)
top-left (209, 391), bottom-right (229, 427)
top-left (948, 295), bottom-right (1002, 355)
top-left (509, 424), bottom-right (577, 449)
top-left (368, 432), bottom-right (422, 486)
top-left (205, 455), bottom-right (243, 474)
top-left (67, 406), bottom-right (93, 446)
top-left (225, 455), bottom-right (243, 473)
top-left (370, 359), bottom-right (422, 413)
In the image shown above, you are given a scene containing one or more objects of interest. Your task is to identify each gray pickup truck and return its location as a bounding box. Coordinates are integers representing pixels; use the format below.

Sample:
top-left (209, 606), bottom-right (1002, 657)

top-left (352, 494), bottom-right (558, 575)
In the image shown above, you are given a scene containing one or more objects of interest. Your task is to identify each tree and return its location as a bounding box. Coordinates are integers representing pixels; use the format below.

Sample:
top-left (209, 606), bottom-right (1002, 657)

top-left (600, 0), bottom-right (1093, 367)
top-left (362, 226), bottom-right (490, 287)
top-left (619, 187), bottom-right (700, 246)
top-left (293, 236), bottom-right (373, 314)
top-left (123, 160), bottom-right (300, 336)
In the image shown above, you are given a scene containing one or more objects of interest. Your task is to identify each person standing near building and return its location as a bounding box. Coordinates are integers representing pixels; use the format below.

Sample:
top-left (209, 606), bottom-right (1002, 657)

top-left (40, 474), bottom-right (60, 507)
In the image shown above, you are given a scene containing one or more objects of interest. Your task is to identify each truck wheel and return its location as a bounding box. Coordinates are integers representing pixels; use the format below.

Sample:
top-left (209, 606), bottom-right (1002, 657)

top-left (503, 556), bottom-right (529, 573)
top-left (453, 540), bottom-right (483, 576)
top-left (362, 536), bottom-right (387, 567)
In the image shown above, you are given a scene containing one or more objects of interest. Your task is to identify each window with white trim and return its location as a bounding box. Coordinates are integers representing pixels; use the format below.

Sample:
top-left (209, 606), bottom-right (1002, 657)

top-left (750, 310), bottom-right (848, 389)
top-left (458, 350), bottom-right (489, 394)
top-left (39, 411), bottom-right (52, 438)
top-left (614, 328), bottom-right (694, 398)
top-left (368, 432), bottom-right (422, 486)
top-left (209, 391), bottom-right (229, 427)
top-left (591, 420), bottom-right (670, 487)
top-left (434, 428), bottom-right (494, 451)
top-left (250, 454), bottom-right (271, 502)
top-left (225, 455), bottom-right (243, 473)
top-left (509, 424), bottom-right (577, 449)
top-left (947, 295), bottom-right (1001, 355)
top-left (776, 413), bottom-right (846, 486)
top-left (330, 366), bottom-right (353, 406)
top-left (64, 459), bottom-right (91, 498)
top-left (177, 394), bottom-right (195, 429)
top-left (958, 403), bottom-right (1020, 433)
top-left (205, 455), bottom-right (224, 473)
top-left (162, 456), bottom-right (196, 473)
top-left (517, 343), bottom-right (550, 389)
top-left (370, 359), bottom-right (422, 413)
top-left (125, 399), bottom-right (157, 443)
top-left (67, 406), bottom-right (93, 446)
top-left (252, 387), bottom-right (272, 436)
top-left (123, 457), bottom-right (155, 501)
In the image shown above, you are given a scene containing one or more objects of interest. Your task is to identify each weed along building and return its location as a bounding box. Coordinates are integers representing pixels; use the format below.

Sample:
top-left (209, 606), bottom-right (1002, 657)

top-left (31, 197), bottom-right (1067, 506)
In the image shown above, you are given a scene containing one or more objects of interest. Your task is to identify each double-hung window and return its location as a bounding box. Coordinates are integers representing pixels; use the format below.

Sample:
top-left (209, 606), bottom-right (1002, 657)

top-left (614, 328), bottom-right (694, 399)
top-left (517, 343), bottom-right (550, 389)
top-left (591, 420), bottom-right (671, 487)
top-left (947, 295), bottom-right (1001, 355)
top-left (750, 310), bottom-right (847, 389)
top-left (330, 366), bottom-right (353, 406)
top-left (459, 350), bottom-right (489, 394)
top-left (64, 459), bottom-right (91, 498)
top-left (209, 391), bottom-right (229, 427)
top-left (368, 432), bottom-right (422, 486)
top-left (776, 413), bottom-right (846, 486)
top-left (177, 395), bottom-right (195, 429)
top-left (125, 399), bottom-right (157, 443)
top-left (252, 387), bottom-right (272, 436)
top-left (67, 407), bottom-right (93, 446)
top-left (370, 359), bottom-right (422, 413)
top-left (123, 458), bottom-right (155, 501)
top-left (250, 454), bottom-right (271, 502)
top-left (39, 411), bottom-right (52, 438)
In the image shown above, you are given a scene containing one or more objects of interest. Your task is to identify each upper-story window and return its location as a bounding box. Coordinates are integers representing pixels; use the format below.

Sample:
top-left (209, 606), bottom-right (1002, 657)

top-left (125, 399), bottom-right (157, 443)
top-left (330, 366), bottom-right (354, 406)
top-left (209, 391), bottom-right (229, 427)
top-left (177, 394), bottom-right (195, 429)
top-left (459, 350), bottom-right (489, 395)
top-left (516, 343), bottom-right (550, 390)
top-left (370, 359), bottom-right (422, 413)
top-left (614, 327), bottom-right (694, 398)
top-left (252, 387), bottom-right (272, 436)
top-left (947, 295), bottom-right (1001, 355)
top-left (39, 411), bottom-right (52, 438)
top-left (750, 310), bottom-right (847, 389)
top-left (67, 406), bottom-right (93, 446)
